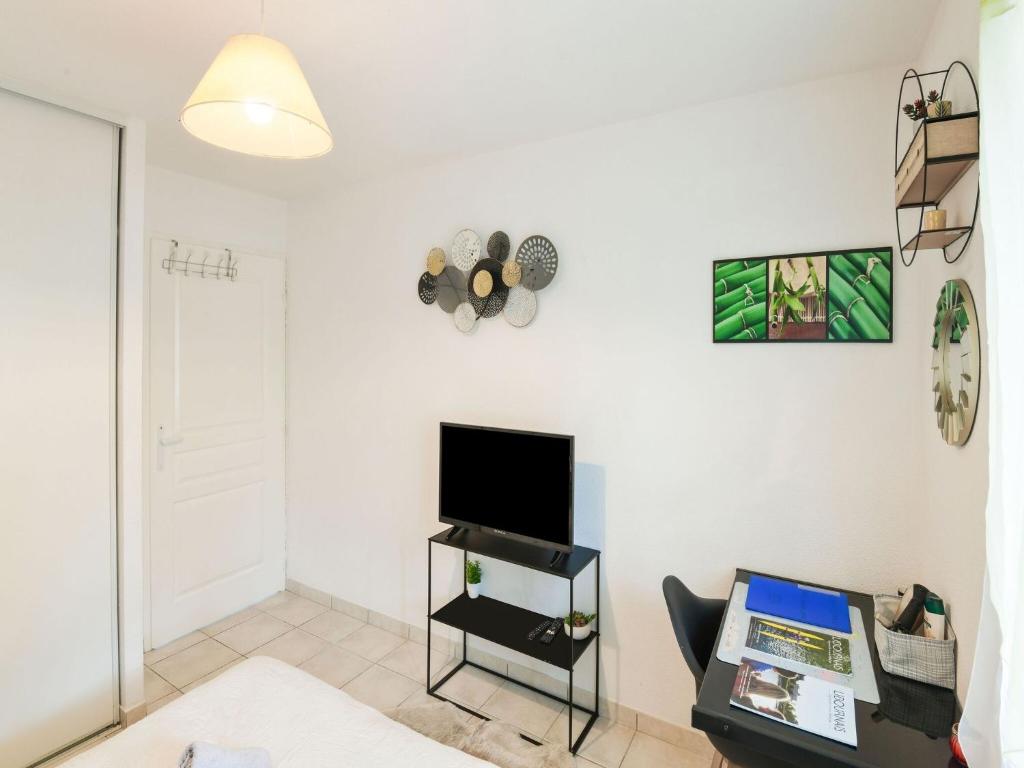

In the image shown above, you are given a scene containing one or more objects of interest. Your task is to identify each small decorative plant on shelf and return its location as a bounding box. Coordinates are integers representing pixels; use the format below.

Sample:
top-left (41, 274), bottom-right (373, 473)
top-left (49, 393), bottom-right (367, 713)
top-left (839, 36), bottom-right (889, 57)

top-left (465, 560), bottom-right (482, 599)
top-left (903, 90), bottom-right (953, 121)
top-left (563, 611), bottom-right (597, 640)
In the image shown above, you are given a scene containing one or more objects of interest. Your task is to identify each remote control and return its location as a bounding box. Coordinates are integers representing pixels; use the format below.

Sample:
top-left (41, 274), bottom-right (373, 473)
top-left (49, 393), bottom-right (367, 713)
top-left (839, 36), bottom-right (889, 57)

top-left (540, 619), bottom-right (560, 645)
top-left (528, 619), bottom-right (553, 641)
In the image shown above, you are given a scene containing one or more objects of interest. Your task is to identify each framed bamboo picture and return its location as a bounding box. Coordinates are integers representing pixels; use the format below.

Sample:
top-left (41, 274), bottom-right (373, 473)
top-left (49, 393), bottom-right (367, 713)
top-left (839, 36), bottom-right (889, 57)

top-left (712, 247), bottom-right (893, 343)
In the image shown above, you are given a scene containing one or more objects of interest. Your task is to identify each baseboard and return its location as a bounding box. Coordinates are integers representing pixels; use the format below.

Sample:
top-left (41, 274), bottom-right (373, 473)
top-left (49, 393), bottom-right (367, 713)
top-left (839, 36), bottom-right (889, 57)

top-left (119, 701), bottom-right (147, 727)
top-left (285, 577), bottom-right (707, 749)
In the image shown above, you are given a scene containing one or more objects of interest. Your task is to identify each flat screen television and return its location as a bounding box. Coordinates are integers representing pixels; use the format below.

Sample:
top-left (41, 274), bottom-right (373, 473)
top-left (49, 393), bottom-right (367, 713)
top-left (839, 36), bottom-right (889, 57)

top-left (439, 423), bottom-right (574, 552)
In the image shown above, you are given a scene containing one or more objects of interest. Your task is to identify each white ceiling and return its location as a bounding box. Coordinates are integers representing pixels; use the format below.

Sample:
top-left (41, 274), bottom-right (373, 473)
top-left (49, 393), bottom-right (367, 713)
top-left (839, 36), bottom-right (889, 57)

top-left (1, 0), bottom-right (938, 200)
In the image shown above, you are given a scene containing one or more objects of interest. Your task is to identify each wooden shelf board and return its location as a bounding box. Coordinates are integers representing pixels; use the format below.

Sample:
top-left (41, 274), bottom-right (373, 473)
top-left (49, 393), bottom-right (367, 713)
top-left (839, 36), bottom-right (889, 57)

top-left (431, 593), bottom-right (596, 671)
top-left (895, 156), bottom-right (977, 209)
top-left (901, 227), bottom-right (971, 252)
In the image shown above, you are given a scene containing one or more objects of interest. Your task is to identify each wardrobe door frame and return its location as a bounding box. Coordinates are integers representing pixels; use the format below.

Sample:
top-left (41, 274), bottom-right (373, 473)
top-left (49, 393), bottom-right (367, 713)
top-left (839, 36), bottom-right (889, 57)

top-left (2, 86), bottom-right (123, 766)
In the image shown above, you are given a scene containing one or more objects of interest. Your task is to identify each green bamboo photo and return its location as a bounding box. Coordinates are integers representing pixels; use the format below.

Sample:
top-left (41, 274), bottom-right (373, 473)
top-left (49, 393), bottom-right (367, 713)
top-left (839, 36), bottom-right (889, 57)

top-left (826, 250), bottom-right (893, 342)
top-left (713, 259), bottom-right (767, 342)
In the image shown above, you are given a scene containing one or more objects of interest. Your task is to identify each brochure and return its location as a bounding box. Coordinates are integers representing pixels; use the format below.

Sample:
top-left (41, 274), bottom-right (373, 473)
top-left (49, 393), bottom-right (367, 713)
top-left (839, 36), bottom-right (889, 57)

top-left (745, 616), bottom-right (852, 676)
top-left (730, 657), bottom-right (857, 747)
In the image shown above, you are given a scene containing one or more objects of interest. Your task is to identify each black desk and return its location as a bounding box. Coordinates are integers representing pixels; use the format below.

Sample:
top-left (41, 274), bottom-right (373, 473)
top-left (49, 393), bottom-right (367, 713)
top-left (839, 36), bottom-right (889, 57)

top-left (692, 570), bottom-right (959, 768)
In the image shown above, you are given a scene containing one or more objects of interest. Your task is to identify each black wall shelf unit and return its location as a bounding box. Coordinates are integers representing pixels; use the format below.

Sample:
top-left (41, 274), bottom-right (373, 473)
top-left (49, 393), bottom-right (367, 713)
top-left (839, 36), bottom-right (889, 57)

top-left (894, 61), bottom-right (980, 267)
top-left (426, 527), bottom-right (601, 754)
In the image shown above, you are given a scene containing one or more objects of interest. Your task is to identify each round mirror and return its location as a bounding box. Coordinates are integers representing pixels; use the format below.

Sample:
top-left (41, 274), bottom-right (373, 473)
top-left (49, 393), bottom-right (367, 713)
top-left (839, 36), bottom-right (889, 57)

top-left (931, 279), bottom-right (980, 446)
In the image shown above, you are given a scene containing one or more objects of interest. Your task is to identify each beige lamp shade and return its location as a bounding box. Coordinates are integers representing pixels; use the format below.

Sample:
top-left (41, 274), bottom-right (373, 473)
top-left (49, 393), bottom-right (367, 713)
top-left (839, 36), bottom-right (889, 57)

top-left (181, 34), bottom-right (332, 159)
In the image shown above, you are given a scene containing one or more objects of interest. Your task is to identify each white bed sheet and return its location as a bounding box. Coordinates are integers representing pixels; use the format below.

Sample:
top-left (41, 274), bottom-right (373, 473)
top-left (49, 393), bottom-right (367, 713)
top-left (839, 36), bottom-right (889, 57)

top-left (62, 657), bottom-right (496, 768)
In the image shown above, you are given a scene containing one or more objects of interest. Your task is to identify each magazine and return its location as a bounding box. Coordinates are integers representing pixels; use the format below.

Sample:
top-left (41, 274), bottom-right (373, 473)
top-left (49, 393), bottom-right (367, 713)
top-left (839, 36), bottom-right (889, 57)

top-left (745, 616), bottom-right (852, 675)
top-left (730, 657), bottom-right (857, 747)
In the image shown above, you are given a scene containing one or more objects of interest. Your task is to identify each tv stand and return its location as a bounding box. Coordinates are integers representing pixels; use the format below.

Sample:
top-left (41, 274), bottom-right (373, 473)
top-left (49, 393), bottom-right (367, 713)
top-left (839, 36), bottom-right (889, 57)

top-left (444, 526), bottom-right (462, 541)
top-left (426, 527), bottom-right (600, 754)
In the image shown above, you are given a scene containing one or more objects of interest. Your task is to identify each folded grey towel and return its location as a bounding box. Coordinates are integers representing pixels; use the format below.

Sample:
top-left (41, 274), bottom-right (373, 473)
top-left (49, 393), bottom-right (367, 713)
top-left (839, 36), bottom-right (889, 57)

top-left (177, 742), bottom-right (272, 768)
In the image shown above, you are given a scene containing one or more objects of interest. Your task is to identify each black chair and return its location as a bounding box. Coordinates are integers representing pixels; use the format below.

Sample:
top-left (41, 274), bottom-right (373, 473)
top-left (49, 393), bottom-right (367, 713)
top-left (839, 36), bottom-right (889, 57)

top-left (662, 576), bottom-right (795, 768)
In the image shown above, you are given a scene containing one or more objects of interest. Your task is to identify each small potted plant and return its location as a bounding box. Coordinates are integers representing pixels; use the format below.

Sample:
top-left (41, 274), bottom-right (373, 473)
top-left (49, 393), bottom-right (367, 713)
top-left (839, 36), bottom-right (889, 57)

top-left (926, 89), bottom-right (953, 118)
top-left (465, 560), bottom-right (482, 599)
top-left (563, 611), bottom-right (597, 640)
top-left (902, 98), bottom-right (927, 121)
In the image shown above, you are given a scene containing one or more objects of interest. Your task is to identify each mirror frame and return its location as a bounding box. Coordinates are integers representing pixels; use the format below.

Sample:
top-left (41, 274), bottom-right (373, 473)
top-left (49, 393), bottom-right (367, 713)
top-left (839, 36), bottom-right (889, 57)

top-left (932, 279), bottom-right (981, 446)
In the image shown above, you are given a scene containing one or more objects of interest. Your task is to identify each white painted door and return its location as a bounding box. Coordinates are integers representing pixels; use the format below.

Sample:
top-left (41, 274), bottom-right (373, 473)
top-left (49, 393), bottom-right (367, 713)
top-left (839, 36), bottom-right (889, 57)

top-left (0, 89), bottom-right (118, 768)
top-left (149, 238), bottom-right (285, 646)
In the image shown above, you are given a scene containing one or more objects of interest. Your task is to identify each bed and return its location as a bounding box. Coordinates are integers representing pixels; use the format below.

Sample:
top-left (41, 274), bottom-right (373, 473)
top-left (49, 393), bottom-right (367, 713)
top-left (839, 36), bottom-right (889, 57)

top-left (63, 657), bottom-right (496, 768)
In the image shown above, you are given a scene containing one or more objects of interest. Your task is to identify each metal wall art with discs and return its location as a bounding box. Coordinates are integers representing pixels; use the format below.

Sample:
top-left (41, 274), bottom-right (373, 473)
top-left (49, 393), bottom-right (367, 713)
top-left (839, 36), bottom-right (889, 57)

top-left (416, 232), bottom-right (555, 333)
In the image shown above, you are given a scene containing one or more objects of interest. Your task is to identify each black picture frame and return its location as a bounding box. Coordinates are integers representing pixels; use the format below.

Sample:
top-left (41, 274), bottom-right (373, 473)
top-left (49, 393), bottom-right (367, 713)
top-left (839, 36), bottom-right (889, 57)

top-left (712, 246), bottom-right (895, 344)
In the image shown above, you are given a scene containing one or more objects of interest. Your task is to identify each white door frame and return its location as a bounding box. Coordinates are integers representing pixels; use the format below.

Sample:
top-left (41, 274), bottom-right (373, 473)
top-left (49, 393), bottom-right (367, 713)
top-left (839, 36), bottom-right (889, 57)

top-left (144, 234), bottom-right (286, 649)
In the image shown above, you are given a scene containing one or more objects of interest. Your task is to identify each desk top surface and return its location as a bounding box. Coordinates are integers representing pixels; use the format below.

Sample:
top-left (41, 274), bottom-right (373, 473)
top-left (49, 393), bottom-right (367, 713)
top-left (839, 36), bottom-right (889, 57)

top-left (692, 569), bottom-right (959, 768)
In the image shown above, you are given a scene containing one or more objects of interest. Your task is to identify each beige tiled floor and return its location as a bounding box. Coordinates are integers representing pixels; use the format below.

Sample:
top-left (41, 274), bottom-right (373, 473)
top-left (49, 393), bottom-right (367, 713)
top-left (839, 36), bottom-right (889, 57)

top-left (144, 590), bottom-right (713, 768)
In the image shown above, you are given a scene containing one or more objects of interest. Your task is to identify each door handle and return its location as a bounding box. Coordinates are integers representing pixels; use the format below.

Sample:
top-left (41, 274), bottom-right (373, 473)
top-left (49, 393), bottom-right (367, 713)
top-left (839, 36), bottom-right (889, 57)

top-left (158, 426), bottom-right (184, 447)
top-left (157, 425), bottom-right (184, 470)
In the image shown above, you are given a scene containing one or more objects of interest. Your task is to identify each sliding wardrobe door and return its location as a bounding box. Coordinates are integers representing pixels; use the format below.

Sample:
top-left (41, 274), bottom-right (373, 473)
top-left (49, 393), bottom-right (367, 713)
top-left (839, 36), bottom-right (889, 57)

top-left (0, 90), bottom-right (119, 767)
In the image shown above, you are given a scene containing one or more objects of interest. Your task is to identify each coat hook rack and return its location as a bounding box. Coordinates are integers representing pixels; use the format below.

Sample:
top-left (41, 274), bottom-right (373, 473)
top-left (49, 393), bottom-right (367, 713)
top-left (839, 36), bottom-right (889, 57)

top-left (161, 239), bottom-right (239, 280)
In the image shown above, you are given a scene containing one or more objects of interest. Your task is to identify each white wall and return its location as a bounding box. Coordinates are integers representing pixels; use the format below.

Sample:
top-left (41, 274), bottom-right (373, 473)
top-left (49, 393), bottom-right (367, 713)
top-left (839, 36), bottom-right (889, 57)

top-left (144, 166), bottom-right (288, 255)
top-left (283, 63), bottom-right (978, 729)
top-left (910, 0), bottom-right (987, 703)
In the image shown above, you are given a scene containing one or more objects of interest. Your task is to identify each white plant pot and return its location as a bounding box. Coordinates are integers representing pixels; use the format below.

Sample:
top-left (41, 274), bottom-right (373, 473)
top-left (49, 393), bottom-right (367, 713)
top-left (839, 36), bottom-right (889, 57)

top-left (467, 582), bottom-right (480, 599)
top-left (564, 620), bottom-right (594, 640)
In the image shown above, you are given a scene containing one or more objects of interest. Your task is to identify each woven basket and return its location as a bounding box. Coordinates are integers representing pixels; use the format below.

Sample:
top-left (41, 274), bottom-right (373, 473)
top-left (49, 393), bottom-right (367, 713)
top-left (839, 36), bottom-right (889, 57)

top-left (873, 594), bottom-right (956, 690)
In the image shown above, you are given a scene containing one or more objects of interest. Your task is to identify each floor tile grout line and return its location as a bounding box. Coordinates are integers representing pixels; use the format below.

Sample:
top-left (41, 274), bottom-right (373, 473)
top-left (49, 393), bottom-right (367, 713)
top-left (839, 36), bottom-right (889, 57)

top-left (145, 664), bottom-right (180, 692)
top-left (612, 729), bottom-right (637, 768)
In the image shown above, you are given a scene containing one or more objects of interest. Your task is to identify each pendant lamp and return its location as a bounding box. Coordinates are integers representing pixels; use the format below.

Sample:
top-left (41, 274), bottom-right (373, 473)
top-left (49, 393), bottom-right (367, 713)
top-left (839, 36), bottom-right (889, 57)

top-left (180, 6), bottom-right (332, 159)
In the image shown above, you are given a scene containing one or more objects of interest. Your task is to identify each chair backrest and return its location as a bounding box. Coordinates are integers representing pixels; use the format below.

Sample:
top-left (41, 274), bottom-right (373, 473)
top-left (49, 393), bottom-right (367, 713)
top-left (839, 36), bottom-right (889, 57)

top-left (662, 575), bottom-right (727, 696)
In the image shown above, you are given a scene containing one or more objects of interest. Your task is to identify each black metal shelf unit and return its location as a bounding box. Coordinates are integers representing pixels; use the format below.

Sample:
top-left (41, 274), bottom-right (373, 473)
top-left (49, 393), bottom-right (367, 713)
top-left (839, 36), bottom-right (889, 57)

top-left (426, 527), bottom-right (601, 754)
top-left (894, 62), bottom-right (980, 267)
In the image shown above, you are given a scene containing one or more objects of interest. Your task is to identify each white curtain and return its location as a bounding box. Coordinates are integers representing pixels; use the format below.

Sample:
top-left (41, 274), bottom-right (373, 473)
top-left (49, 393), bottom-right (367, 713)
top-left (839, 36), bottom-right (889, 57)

top-left (961, 2), bottom-right (1024, 765)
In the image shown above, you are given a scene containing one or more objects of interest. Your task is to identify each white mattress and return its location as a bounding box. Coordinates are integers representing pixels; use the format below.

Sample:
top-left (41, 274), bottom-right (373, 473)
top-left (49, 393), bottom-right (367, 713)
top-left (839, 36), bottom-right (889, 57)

top-left (62, 657), bottom-right (496, 768)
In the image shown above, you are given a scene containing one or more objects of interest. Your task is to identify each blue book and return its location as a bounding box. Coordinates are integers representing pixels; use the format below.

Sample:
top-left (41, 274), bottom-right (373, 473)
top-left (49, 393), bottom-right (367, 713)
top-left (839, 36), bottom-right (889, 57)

top-left (745, 575), bottom-right (852, 634)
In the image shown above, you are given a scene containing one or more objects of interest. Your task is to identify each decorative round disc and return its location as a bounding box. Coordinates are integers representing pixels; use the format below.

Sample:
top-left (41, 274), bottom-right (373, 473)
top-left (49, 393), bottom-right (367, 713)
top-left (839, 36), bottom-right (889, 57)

top-left (426, 247), bottom-right (446, 276)
top-left (472, 270), bottom-right (493, 298)
top-left (487, 231), bottom-right (511, 262)
top-left (435, 266), bottom-right (468, 314)
top-left (418, 272), bottom-right (437, 304)
top-left (515, 235), bottom-right (558, 291)
top-left (502, 260), bottom-right (522, 288)
top-left (469, 284), bottom-right (508, 318)
top-left (451, 229), bottom-right (482, 271)
top-left (503, 285), bottom-right (537, 327)
top-left (468, 258), bottom-right (507, 317)
top-left (453, 302), bottom-right (478, 333)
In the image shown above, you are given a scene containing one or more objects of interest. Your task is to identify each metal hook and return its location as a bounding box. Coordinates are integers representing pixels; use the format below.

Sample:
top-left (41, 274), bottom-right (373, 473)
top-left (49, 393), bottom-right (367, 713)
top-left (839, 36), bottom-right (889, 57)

top-left (200, 250), bottom-right (210, 278)
top-left (166, 239), bottom-right (178, 274)
top-left (184, 248), bottom-right (193, 276)
top-left (226, 249), bottom-right (236, 281)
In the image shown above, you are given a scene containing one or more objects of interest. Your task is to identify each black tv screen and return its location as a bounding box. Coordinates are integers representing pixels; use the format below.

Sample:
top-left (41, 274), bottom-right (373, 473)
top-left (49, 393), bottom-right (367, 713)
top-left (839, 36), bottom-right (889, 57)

top-left (439, 423), bottom-right (574, 552)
